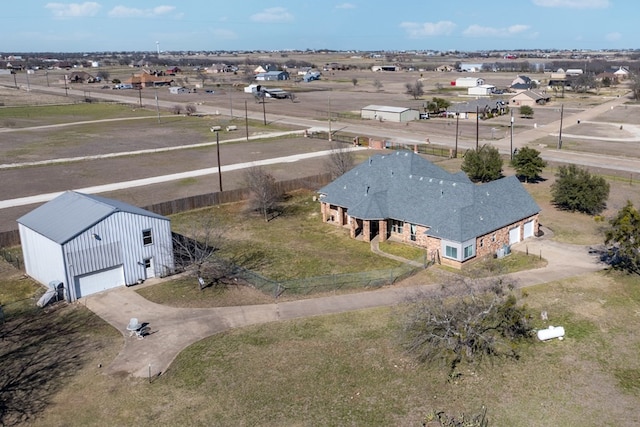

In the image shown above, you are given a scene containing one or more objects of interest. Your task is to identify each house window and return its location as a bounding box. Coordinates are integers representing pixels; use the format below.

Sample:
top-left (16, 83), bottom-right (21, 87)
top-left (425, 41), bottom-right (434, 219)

top-left (410, 224), bottom-right (417, 242)
top-left (463, 244), bottom-right (475, 259)
top-left (142, 229), bottom-right (153, 246)
top-left (479, 238), bottom-right (484, 248)
top-left (390, 219), bottom-right (404, 234)
top-left (445, 245), bottom-right (458, 259)
top-left (491, 233), bottom-right (496, 242)
top-left (143, 258), bottom-right (152, 269)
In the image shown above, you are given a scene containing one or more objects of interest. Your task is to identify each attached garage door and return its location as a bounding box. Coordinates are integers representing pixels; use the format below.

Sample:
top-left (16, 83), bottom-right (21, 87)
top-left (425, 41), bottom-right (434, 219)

top-left (523, 220), bottom-right (535, 238)
top-left (74, 266), bottom-right (125, 298)
top-left (509, 226), bottom-right (521, 245)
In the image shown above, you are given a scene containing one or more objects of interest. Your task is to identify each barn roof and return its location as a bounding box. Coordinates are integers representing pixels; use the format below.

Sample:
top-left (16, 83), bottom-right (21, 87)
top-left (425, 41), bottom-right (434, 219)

top-left (361, 105), bottom-right (412, 113)
top-left (17, 191), bottom-right (168, 244)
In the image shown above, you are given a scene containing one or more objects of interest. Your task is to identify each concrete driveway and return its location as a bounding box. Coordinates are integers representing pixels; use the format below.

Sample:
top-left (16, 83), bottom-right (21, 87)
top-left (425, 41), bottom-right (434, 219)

top-left (83, 233), bottom-right (606, 378)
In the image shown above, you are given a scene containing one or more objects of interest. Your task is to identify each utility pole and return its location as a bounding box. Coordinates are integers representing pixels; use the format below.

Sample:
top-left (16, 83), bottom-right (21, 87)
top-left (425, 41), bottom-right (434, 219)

top-left (215, 131), bottom-right (222, 192)
top-left (245, 100), bottom-right (249, 142)
top-left (454, 112), bottom-right (459, 158)
top-left (229, 90), bottom-right (233, 118)
top-left (328, 95), bottom-right (332, 141)
top-left (154, 87), bottom-right (160, 123)
top-left (262, 94), bottom-right (266, 125)
top-left (557, 104), bottom-right (564, 149)
top-left (510, 109), bottom-right (514, 160)
top-left (475, 105), bottom-right (479, 149)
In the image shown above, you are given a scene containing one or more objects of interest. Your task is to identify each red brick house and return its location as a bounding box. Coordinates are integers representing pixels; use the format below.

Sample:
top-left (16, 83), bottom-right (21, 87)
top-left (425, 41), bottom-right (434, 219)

top-left (318, 151), bottom-right (540, 268)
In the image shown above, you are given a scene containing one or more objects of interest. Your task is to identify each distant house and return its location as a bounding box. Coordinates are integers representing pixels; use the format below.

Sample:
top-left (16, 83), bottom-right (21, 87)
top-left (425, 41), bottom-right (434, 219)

top-left (565, 68), bottom-right (583, 76)
top-left (255, 70), bottom-right (290, 81)
top-left (436, 64), bottom-right (455, 72)
top-left (169, 86), bottom-right (191, 94)
top-left (446, 99), bottom-right (506, 119)
top-left (318, 151), bottom-right (540, 269)
top-left (468, 84), bottom-right (496, 96)
top-left (126, 72), bottom-right (174, 88)
top-left (254, 64), bottom-right (279, 74)
top-left (17, 191), bottom-right (174, 301)
top-left (595, 71), bottom-right (618, 84)
top-left (67, 71), bottom-right (96, 83)
top-left (166, 67), bottom-right (181, 75)
top-left (302, 71), bottom-right (321, 82)
top-left (207, 63), bottom-right (237, 74)
top-left (509, 90), bottom-right (550, 107)
top-left (371, 65), bottom-right (400, 72)
top-left (361, 105), bottom-right (420, 122)
top-left (459, 63), bottom-right (484, 72)
top-left (613, 66), bottom-right (630, 80)
top-left (454, 77), bottom-right (485, 88)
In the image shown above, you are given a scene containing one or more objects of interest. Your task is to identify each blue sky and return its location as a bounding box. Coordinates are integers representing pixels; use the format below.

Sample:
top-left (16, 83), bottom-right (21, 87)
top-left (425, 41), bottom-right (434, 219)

top-left (1, 0), bottom-right (634, 53)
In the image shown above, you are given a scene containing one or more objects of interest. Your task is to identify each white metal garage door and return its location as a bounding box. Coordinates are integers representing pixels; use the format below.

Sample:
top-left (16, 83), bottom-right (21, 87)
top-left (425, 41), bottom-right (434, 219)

top-left (509, 226), bottom-right (521, 245)
top-left (523, 220), bottom-right (535, 238)
top-left (74, 266), bottom-right (125, 298)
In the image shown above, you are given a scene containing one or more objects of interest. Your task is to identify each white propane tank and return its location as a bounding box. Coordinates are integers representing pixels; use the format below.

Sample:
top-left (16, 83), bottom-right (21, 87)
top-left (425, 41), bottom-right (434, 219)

top-left (537, 325), bottom-right (565, 341)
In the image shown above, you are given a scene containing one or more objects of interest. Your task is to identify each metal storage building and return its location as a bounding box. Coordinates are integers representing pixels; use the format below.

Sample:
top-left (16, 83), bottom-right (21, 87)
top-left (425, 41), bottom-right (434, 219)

top-left (361, 105), bottom-right (420, 122)
top-left (17, 191), bottom-right (174, 301)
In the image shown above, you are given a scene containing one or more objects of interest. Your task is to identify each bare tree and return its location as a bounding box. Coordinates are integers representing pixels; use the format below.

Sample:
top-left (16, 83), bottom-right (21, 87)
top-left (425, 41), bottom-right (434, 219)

top-left (244, 166), bottom-right (282, 222)
top-left (351, 78), bottom-right (358, 87)
top-left (172, 215), bottom-right (227, 290)
top-left (324, 142), bottom-right (355, 179)
top-left (185, 103), bottom-right (197, 115)
top-left (171, 104), bottom-right (182, 114)
top-left (401, 278), bottom-right (533, 377)
top-left (372, 79), bottom-right (383, 91)
top-left (405, 81), bottom-right (424, 99)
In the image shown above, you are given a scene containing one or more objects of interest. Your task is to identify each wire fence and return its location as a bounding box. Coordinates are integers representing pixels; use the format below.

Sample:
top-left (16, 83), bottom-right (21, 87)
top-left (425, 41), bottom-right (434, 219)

top-left (230, 255), bottom-right (430, 298)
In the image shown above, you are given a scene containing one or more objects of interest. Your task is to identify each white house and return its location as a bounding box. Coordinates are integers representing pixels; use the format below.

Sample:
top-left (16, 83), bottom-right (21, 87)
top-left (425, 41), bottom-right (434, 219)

top-left (361, 105), bottom-right (420, 122)
top-left (468, 84), bottom-right (496, 96)
top-left (455, 77), bottom-right (485, 88)
top-left (17, 191), bottom-right (174, 301)
top-left (169, 86), bottom-right (190, 94)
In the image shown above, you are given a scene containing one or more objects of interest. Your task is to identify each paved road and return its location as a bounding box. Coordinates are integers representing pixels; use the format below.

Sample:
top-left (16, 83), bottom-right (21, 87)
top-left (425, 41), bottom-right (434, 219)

top-left (11, 84), bottom-right (640, 176)
top-left (84, 234), bottom-right (605, 378)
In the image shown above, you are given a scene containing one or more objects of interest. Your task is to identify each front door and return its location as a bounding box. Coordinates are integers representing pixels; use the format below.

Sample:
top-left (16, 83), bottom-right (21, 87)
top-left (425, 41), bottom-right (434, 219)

top-left (144, 258), bottom-right (155, 279)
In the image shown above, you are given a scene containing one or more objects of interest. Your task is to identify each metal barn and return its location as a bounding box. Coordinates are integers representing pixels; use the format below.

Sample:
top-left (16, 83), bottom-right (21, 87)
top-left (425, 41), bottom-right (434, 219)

top-left (361, 105), bottom-right (420, 122)
top-left (17, 191), bottom-right (174, 301)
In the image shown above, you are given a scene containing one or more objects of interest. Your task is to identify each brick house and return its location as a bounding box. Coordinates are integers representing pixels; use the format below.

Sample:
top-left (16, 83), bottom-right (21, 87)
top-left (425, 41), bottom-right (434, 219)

top-left (318, 151), bottom-right (540, 268)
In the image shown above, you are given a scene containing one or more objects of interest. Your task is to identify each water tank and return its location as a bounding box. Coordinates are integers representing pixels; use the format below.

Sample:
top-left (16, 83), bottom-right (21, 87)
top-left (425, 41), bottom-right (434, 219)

top-left (537, 325), bottom-right (565, 341)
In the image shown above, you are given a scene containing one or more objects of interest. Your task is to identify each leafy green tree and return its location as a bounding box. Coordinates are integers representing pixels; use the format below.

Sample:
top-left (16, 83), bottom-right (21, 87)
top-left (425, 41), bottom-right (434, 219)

top-left (605, 201), bottom-right (640, 274)
top-left (426, 97), bottom-right (450, 114)
top-left (461, 144), bottom-right (503, 182)
top-left (550, 164), bottom-right (609, 215)
top-left (519, 105), bottom-right (534, 118)
top-left (401, 279), bottom-right (533, 377)
top-left (511, 146), bottom-right (547, 182)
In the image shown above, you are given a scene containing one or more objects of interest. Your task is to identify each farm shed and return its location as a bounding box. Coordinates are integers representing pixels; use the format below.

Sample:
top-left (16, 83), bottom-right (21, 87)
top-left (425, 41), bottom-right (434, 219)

top-left (361, 105), bottom-right (419, 122)
top-left (454, 77), bottom-right (485, 88)
top-left (17, 191), bottom-right (174, 301)
top-left (468, 84), bottom-right (496, 96)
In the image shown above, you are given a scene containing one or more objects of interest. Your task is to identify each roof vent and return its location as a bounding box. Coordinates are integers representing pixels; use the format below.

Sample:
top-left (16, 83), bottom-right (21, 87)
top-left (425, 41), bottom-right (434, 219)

top-left (419, 177), bottom-right (423, 181)
top-left (439, 180), bottom-right (443, 185)
top-left (365, 186), bottom-right (370, 195)
top-left (452, 182), bottom-right (456, 186)
top-left (409, 174), bottom-right (413, 179)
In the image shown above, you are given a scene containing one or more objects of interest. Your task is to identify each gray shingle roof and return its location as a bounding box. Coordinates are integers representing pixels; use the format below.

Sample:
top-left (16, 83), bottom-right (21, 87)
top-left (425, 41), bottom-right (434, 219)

top-left (318, 151), bottom-right (540, 243)
top-left (17, 191), bottom-right (168, 245)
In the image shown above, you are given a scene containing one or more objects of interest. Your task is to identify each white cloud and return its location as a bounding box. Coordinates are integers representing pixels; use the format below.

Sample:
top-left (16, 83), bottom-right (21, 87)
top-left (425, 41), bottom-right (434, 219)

top-left (336, 3), bottom-right (356, 9)
top-left (45, 2), bottom-right (101, 18)
top-left (108, 5), bottom-right (176, 18)
top-left (531, 0), bottom-right (609, 9)
top-left (463, 24), bottom-right (531, 38)
top-left (400, 21), bottom-right (456, 38)
top-left (605, 32), bottom-right (622, 41)
top-left (250, 7), bottom-right (294, 23)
